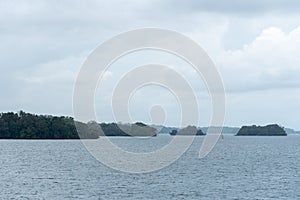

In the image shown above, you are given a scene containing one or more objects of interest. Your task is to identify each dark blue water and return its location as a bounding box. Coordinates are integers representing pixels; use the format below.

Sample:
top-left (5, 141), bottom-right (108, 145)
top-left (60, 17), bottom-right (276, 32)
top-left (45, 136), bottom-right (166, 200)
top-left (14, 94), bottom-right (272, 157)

top-left (0, 135), bottom-right (299, 199)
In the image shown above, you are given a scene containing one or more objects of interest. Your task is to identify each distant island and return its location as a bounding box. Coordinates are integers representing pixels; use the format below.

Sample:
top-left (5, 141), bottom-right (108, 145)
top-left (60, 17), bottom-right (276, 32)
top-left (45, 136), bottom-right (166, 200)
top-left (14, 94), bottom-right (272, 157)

top-left (99, 122), bottom-right (157, 137)
top-left (201, 126), bottom-right (240, 134)
top-left (235, 124), bottom-right (287, 136)
top-left (170, 125), bottom-right (205, 136)
top-left (154, 125), bottom-right (241, 134)
top-left (0, 111), bottom-right (156, 139)
top-left (1, 111), bottom-right (296, 139)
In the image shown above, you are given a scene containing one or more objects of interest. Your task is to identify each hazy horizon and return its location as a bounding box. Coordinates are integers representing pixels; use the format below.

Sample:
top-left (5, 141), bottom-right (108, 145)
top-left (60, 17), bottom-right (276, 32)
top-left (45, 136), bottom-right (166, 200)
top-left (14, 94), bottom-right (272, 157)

top-left (0, 110), bottom-right (298, 132)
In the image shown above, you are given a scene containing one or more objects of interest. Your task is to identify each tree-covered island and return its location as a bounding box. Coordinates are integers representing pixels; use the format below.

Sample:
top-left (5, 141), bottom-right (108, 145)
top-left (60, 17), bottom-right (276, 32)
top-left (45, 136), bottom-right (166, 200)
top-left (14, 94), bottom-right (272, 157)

top-left (235, 124), bottom-right (287, 136)
top-left (0, 111), bottom-right (157, 139)
top-left (169, 125), bottom-right (205, 136)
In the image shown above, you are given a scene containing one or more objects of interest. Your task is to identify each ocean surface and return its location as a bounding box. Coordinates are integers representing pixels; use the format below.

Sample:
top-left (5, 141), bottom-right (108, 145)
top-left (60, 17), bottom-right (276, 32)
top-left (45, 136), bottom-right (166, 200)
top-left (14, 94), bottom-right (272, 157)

top-left (1, 135), bottom-right (300, 199)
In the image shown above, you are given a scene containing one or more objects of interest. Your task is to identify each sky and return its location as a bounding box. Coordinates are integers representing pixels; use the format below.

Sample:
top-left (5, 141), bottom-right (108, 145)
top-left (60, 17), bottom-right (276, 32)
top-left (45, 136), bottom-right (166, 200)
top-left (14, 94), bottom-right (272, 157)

top-left (1, 0), bottom-right (300, 129)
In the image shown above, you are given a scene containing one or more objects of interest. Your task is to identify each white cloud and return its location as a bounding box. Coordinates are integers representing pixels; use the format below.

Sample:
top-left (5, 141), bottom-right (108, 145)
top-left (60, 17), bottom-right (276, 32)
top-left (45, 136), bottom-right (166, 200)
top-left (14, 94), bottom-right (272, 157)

top-left (216, 26), bottom-right (300, 92)
top-left (1, 1), bottom-right (300, 128)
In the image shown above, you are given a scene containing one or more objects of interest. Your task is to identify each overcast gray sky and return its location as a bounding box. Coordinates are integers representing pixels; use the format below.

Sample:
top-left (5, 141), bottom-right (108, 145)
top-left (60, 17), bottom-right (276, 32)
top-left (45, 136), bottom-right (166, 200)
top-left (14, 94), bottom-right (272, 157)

top-left (1, 0), bottom-right (300, 129)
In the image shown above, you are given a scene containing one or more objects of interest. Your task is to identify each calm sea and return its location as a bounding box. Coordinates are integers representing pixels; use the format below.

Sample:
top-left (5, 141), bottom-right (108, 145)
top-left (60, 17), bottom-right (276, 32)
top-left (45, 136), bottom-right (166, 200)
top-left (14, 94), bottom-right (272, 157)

top-left (1, 135), bottom-right (299, 199)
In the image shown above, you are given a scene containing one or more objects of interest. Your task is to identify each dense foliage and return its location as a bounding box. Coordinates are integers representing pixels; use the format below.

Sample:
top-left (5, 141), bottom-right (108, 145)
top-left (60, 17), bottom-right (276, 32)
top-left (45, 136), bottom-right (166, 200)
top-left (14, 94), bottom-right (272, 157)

top-left (0, 111), bottom-right (157, 139)
top-left (236, 124), bottom-right (287, 136)
top-left (170, 125), bottom-right (205, 136)
top-left (0, 111), bottom-right (93, 139)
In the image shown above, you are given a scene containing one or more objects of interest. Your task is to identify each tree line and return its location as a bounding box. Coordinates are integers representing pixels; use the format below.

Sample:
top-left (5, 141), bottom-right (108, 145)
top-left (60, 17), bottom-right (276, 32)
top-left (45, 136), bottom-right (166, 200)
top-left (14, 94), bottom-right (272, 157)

top-left (0, 111), bottom-right (157, 139)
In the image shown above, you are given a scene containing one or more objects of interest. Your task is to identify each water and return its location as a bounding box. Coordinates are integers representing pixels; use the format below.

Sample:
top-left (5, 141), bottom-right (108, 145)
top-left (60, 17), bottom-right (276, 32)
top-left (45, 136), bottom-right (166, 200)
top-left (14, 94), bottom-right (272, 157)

top-left (1, 135), bottom-right (300, 199)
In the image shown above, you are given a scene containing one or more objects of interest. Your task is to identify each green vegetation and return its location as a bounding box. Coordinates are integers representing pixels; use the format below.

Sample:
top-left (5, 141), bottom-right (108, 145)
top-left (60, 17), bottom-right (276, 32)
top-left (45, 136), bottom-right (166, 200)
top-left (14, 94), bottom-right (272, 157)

top-left (236, 124), bottom-right (287, 136)
top-left (0, 111), bottom-right (96, 139)
top-left (170, 125), bottom-right (205, 136)
top-left (0, 111), bottom-right (156, 139)
top-left (0, 111), bottom-right (290, 138)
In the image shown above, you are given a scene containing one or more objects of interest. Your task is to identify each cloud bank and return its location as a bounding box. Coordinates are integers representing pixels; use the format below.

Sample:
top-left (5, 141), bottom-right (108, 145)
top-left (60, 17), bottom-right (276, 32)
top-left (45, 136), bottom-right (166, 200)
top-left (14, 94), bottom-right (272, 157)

top-left (1, 0), bottom-right (300, 129)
